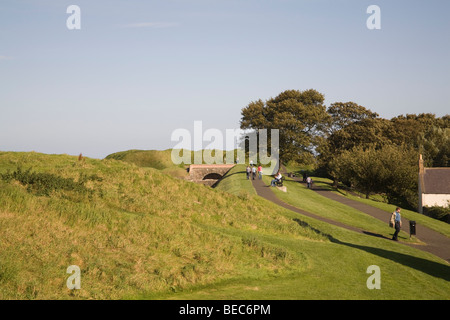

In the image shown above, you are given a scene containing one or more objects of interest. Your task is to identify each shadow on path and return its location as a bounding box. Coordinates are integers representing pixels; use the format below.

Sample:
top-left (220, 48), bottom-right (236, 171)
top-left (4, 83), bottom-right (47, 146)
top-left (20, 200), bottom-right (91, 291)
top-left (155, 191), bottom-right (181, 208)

top-left (330, 237), bottom-right (450, 282)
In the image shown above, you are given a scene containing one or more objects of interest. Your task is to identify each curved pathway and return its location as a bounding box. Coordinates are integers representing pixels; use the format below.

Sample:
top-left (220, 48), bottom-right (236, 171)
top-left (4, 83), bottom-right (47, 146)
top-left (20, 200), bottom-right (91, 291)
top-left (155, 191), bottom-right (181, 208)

top-left (251, 176), bottom-right (450, 263)
top-left (313, 187), bottom-right (450, 263)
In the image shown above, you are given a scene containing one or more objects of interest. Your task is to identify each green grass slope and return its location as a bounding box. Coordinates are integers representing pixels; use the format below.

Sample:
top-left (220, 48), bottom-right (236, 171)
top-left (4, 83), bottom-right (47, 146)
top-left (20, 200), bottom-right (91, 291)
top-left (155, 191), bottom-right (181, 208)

top-left (214, 164), bottom-right (257, 198)
top-left (0, 151), bottom-right (325, 299)
top-left (105, 149), bottom-right (242, 179)
top-left (0, 152), bottom-right (449, 300)
top-left (177, 168), bottom-right (450, 300)
top-left (105, 149), bottom-right (189, 178)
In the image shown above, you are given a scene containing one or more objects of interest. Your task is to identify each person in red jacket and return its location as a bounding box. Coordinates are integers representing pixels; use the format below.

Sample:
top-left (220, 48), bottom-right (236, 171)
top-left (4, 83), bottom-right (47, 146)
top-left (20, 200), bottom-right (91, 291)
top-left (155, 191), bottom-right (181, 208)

top-left (257, 165), bottom-right (263, 179)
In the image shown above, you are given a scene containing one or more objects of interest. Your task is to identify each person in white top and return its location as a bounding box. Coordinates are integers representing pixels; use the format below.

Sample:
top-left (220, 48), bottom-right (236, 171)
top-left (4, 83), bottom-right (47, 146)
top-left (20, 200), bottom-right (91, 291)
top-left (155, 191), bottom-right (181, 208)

top-left (306, 176), bottom-right (312, 188)
top-left (251, 166), bottom-right (257, 180)
top-left (271, 171), bottom-right (282, 187)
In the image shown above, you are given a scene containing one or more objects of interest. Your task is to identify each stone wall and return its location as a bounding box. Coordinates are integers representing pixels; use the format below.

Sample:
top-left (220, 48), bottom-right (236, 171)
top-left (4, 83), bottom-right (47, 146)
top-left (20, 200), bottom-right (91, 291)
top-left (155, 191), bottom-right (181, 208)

top-left (188, 164), bottom-right (235, 186)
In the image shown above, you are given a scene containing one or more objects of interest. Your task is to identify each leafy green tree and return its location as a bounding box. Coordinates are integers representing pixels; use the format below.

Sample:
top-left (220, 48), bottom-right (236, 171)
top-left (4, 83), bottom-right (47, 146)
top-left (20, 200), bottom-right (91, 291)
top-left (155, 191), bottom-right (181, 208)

top-left (418, 127), bottom-right (449, 167)
top-left (328, 144), bottom-right (418, 208)
top-left (240, 89), bottom-right (330, 164)
top-left (326, 102), bottom-right (379, 134)
top-left (389, 113), bottom-right (449, 147)
top-left (388, 113), bottom-right (450, 167)
top-left (328, 145), bottom-right (389, 199)
top-left (317, 117), bottom-right (392, 178)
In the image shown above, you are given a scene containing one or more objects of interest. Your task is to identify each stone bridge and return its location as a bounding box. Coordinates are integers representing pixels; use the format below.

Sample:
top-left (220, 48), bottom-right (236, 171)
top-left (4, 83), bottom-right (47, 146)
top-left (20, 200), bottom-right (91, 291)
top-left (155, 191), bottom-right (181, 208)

top-left (188, 164), bottom-right (235, 186)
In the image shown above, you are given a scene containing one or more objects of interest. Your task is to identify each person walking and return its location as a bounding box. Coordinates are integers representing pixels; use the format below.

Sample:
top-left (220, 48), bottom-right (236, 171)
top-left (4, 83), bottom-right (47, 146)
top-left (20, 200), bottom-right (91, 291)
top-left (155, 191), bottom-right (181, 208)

top-left (306, 176), bottom-right (312, 189)
top-left (252, 165), bottom-right (256, 180)
top-left (257, 165), bottom-right (263, 179)
top-left (392, 207), bottom-right (402, 241)
top-left (246, 165), bottom-right (251, 180)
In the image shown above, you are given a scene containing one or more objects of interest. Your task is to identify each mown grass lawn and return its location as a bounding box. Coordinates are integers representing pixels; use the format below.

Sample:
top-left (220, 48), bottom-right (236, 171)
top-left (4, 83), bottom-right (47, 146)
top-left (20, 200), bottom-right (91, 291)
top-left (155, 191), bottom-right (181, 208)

top-left (166, 168), bottom-right (450, 300)
top-left (159, 215), bottom-right (450, 300)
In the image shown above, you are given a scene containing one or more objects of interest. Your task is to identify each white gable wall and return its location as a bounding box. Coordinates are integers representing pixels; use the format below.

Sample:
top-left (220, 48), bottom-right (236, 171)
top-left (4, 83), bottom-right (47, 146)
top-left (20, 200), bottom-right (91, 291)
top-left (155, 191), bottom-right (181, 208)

top-left (422, 194), bottom-right (450, 208)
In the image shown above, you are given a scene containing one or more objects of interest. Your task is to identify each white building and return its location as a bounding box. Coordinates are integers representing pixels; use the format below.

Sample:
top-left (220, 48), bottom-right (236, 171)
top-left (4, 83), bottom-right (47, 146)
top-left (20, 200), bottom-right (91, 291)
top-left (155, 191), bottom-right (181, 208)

top-left (418, 154), bottom-right (450, 214)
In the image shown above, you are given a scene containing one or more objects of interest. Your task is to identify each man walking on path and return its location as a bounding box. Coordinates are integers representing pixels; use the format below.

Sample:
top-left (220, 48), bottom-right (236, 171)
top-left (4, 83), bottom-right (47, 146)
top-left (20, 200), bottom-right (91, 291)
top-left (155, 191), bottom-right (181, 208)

top-left (392, 207), bottom-right (402, 241)
top-left (257, 165), bottom-right (263, 179)
top-left (246, 165), bottom-right (251, 180)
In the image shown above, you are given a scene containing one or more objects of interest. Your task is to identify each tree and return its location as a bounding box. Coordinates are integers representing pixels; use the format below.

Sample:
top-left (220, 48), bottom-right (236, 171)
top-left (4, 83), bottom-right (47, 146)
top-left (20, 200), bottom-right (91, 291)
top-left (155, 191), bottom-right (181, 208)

top-left (328, 145), bottom-right (389, 199)
top-left (317, 117), bottom-right (392, 178)
top-left (388, 113), bottom-right (449, 148)
top-left (240, 89), bottom-right (330, 164)
top-left (328, 144), bottom-right (418, 208)
top-left (326, 102), bottom-right (379, 134)
top-left (418, 126), bottom-right (450, 167)
top-left (388, 113), bottom-right (450, 167)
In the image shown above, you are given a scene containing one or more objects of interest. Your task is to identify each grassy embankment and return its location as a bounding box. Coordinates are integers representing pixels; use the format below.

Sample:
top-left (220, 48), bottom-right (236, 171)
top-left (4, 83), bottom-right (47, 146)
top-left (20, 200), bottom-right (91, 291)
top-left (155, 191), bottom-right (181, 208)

top-left (0, 151), bottom-right (449, 299)
top-left (105, 149), bottom-right (190, 179)
top-left (0, 152), bottom-right (324, 299)
top-left (105, 149), bottom-right (241, 179)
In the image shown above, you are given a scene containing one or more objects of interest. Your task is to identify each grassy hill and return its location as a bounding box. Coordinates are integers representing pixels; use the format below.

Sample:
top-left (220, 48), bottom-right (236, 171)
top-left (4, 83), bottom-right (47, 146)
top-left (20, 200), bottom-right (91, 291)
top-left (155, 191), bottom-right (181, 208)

top-left (0, 152), bottom-right (324, 299)
top-left (105, 149), bottom-right (243, 179)
top-left (105, 149), bottom-right (190, 179)
top-left (0, 151), bottom-right (449, 300)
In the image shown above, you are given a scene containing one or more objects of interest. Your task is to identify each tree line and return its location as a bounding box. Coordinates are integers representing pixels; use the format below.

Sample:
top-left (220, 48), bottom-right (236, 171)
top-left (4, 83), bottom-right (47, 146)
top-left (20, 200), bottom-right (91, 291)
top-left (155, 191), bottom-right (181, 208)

top-left (240, 89), bottom-right (450, 209)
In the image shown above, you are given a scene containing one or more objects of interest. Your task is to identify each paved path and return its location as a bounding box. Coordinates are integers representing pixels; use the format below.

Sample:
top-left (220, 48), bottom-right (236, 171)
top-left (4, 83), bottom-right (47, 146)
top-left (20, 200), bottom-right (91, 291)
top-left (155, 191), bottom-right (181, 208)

top-left (251, 176), bottom-right (450, 263)
top-left (251, 177), bottom-right (361, 233)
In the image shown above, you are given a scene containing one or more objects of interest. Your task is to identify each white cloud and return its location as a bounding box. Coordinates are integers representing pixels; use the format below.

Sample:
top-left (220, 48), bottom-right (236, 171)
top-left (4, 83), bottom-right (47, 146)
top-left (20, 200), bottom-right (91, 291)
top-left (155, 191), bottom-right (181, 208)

top-left (0, 56), bottom-right (13, 60)
top-left (123, 22), bottom-right (180, 29)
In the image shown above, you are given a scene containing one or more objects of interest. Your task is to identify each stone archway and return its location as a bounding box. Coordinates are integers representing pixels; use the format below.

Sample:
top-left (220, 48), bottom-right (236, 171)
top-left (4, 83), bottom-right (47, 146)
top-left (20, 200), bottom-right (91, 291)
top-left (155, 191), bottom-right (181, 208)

top-left (188, 164), bottom-right (235, 186)
top-left (203, 173), bottom-right (223, 180)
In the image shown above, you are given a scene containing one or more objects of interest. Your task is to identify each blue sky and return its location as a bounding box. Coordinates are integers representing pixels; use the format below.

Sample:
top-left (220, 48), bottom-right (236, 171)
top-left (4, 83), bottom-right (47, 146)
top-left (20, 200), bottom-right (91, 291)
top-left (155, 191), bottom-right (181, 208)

top-left (1, 0), bottom-right (449, 159)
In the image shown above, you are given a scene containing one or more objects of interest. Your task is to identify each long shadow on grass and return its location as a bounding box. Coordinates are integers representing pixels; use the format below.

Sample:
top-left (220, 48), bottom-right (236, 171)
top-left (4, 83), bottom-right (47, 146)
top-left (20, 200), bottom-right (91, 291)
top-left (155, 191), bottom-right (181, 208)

top-left (293, 218), bottom-right (334, 240)
top-left (213, 170), bottom-right (246, 187)
top-left (330, 238), bottom-right (450, 281)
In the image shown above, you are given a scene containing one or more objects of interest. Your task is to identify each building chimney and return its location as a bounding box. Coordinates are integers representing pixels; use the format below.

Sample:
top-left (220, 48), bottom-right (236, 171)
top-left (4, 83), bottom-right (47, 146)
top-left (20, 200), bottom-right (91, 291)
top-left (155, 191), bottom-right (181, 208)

top-left (419, 154), bottom-right (424, 174)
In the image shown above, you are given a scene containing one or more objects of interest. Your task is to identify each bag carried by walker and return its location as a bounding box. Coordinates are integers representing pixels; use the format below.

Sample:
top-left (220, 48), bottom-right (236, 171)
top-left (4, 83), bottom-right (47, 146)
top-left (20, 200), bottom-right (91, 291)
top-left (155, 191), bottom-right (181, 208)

top-left (389, 212), bottom-right (395, 228)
